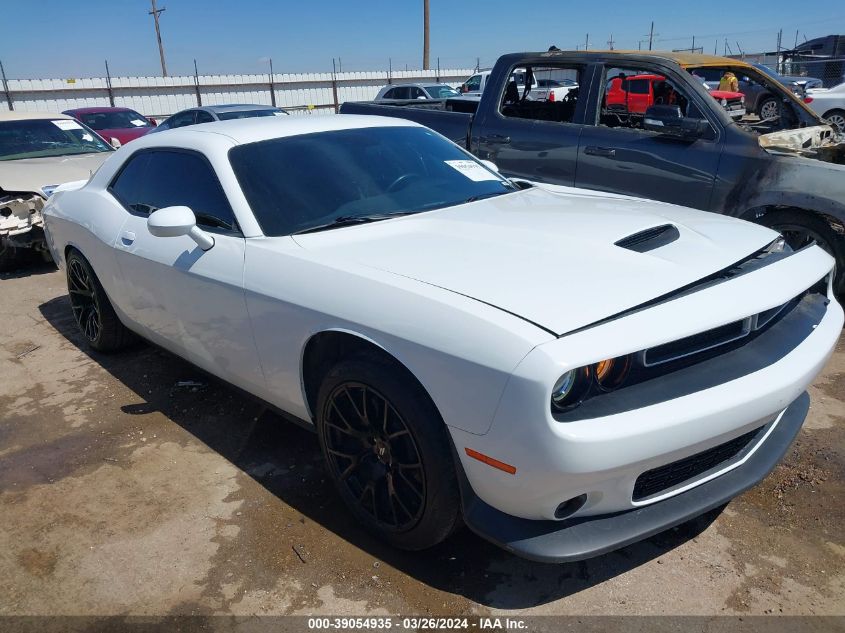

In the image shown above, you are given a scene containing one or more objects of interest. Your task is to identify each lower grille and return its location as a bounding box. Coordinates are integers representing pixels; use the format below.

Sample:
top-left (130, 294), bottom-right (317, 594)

top-left (632, 426), bottom-right (764, 501)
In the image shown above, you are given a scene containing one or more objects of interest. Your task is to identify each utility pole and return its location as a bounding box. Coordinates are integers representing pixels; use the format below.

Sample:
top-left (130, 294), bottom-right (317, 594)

top-left (149, 0), bottom-right (167, 77)
top-left (584, 33), bottom-right (589, 50)
top-left (423, 0), bottom-right (430, 69)
top-left (776, 29), bottom-right (782, 74)
top-left (607, 34), bottom-right (615, 50)
top-left (691, 35), bottom-right (695, 53)
top-left (646, 21), bottom-right (656, 50)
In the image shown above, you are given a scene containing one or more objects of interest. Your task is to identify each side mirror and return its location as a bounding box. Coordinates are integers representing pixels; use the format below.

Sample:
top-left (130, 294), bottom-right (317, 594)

top-left (110, 137), bottom-right (122, 149)
top-left (643, 105), bottom-right (709, 139)
top-left (480, 159), bottom-right (500, 173)
top-left (147, 206), bottom-right (214, 251)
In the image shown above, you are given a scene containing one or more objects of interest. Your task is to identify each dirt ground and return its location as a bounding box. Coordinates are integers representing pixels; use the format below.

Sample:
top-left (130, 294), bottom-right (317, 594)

top-left (1, 263), bottom-right (843, 618)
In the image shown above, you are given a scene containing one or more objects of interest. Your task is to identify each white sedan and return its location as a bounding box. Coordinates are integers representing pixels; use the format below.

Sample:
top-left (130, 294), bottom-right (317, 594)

top-left (805, 82), bottom-right (845, 133)
top-left (42, 115), bottom-right (842, 561)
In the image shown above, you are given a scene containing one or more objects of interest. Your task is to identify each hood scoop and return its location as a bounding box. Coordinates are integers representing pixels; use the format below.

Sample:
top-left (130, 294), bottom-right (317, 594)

top-left (615, 224), bottom-right (680, 253)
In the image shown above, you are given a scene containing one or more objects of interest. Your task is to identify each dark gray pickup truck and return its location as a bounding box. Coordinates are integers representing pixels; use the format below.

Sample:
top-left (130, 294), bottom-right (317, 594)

top-left (341, 50), bottom-right (845, 293)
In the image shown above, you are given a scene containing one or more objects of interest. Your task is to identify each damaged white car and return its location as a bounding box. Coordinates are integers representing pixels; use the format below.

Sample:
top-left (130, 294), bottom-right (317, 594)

top-left (0, 112), bottom-right (112, 270)
top-left (43, 116), bottom-right (842, 561)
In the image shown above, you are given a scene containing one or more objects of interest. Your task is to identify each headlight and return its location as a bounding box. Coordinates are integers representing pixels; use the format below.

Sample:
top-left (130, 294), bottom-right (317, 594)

top-left (552, 355), bottom-right (632, 411)
top-left (765, 235), bottom-right (793, 254)
top-left (720, 98), bottom-right (728, 107)
top-left (594, 355), bottom-right (632, 391)
top-left (551, 368), bottom-right (591, 411)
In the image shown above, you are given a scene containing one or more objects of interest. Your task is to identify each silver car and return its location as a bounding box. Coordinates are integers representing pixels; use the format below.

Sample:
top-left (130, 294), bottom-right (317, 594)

top-left (374, 83), bottom-right (460, 102)
top-left (151, 104), bottom-right (288, 132)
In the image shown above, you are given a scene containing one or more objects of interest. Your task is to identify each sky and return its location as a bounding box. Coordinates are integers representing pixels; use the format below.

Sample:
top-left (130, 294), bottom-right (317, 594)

top-left (2, 0), bottom-right (844, 79)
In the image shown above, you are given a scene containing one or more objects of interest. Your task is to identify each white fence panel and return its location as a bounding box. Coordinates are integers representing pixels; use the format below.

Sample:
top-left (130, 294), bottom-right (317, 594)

top-left (0, 68), bottom-right (475, 118)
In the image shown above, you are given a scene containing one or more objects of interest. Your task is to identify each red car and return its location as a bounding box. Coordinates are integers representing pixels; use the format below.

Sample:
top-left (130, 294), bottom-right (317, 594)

top-left (606, 73), bottom-right (745, 119)
top-left (62, 107), bottom-right (157, 146)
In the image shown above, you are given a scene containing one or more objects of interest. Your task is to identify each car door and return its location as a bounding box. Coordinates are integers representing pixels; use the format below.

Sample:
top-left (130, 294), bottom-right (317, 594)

top-left (574, 63), bottom-right (724, 210)
top-left (106, 148), bottom-right (265, 393)
top-left (470, 63), bottom-right (588, 185)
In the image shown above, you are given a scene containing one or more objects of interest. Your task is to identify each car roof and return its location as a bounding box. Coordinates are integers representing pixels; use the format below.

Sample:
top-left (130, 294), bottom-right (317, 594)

top-left (63, 107), bottom-right (137, 115)
top-left (525, 49), bottom-right (755, 70)
top-left (130, 113), bottom-right (420, 148)
top-left (0, 111), bottom-right (73, 122)
top-left (200, 104), bottom-right (280, 113)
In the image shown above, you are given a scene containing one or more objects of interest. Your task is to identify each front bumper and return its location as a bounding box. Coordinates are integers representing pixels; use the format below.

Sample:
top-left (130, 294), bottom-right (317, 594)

top-left (456, 391), bottom-right (808, 563)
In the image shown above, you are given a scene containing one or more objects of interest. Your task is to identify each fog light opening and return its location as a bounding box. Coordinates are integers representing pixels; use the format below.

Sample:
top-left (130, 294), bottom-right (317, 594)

top-left (554, 493), bottom-right (588, 520)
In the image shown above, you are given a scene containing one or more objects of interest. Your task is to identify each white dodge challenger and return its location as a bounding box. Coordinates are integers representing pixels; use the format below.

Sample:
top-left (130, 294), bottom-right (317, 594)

top-left (42, 115), bottom-right (842, 562)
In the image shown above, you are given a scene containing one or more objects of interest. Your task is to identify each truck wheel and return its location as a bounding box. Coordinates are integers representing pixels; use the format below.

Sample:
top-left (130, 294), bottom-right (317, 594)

top-left (758, 96), bottom-right (780, 120)
top-left (316, 355), bottom-right (461, 550)
top-left (822, 109), bottom-right (845, 133)
top-left (759, 209), bottom-right (844, 295)
top-left (66, 249), bottom-right (135, 352)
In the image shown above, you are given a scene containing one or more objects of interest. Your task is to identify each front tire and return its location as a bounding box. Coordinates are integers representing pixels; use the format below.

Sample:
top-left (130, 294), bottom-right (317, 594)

top-left (66, 249), bottom-right (135, 352)
top-left (759, 209), bottom-right (844, 295)
top-left (316, 355), bottom-right (461, 550)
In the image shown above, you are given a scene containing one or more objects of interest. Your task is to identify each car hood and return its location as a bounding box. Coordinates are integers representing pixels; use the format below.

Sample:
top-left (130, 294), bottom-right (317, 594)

top-left (97, 127), bottom-right (152, 144)
top-left (293, 187), bottom-right (777, 336)
top-left (0, 153), bottom-right (110, 195)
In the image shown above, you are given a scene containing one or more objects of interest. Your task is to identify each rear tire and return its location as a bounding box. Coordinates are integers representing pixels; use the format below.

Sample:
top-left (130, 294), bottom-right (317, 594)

top-left (757, 96), bottom-right (780, 120)
top-left (822, 109), bottom-right (845, 134)
top-left (316, 354), bottom-right (461, 550)
top-left (65, 249), bottom-right (135, 352)
top-left (759, 209), bottom-right (844, 296)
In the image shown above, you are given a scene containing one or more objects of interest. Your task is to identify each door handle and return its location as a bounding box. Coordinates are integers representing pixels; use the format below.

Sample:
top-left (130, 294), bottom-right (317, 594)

top-left (119, 231), bottom-right (136, 247)
top-left (481, 134), bottom-right (511, 145)
top-left (585, 146), bottom-right (617, 158)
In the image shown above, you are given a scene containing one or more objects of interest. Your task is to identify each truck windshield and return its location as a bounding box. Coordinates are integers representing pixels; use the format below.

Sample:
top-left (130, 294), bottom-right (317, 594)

top-left (230, 126), bottom-right (516, 236)
top-left (0, 119), bottom-right (112, 161)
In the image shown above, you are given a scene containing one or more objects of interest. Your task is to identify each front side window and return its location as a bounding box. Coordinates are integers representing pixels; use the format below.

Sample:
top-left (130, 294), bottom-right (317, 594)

top-left (464, 75), bottom-right (481, 92)
top-left (600, 67), bottom-right (702, 128)
top-left (0, 119), bottom-right (112, 161)
top-left (165, 111), bottom-right (197, 129)
top-left (229, 126), bottom-right (517, 236)
top-left (109, 150), bottom-right (237, 231)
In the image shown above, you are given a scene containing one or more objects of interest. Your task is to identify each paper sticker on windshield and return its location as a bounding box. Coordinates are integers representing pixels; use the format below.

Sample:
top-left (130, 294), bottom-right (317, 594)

top-left (130, 119), bottom-right (147, 127)
top-left (52, 119), bottom-right (83, 131)
top-left (445, 160), bottom-right (499, 182)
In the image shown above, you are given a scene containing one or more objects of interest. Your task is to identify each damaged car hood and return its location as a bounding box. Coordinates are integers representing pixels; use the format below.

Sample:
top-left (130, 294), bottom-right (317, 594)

top-left (293, 187), bottom-right (777, 336)
top-left (758, 124), bottom-right (845, 163)
top-left (0, 153), bottom-right (109, 194)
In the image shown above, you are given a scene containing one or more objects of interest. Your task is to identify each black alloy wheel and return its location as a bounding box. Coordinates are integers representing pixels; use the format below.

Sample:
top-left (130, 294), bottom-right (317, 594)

top-left (68, 256), bottom-right (102, 343)
top-left (322, 382), bottom-right (426, 531)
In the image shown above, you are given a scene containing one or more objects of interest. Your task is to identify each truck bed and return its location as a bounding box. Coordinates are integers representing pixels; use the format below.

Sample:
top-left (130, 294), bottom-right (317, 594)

top-left (339, 100), bottom-right (475, 146)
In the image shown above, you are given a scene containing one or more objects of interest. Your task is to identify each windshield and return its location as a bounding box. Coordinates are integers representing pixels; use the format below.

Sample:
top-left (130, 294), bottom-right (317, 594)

top-left (218, 109), bottom-right (285, 120)
top-left (0, 119), bottom-right (112, 161)
top-left (230, 126), bottom-right (516, 236)
top-left (77, 110), bottom-right (151, 130)
top-left (686, 65), bottom-right (821, 133)
top-left (425, 85), bottom-right (460, 98)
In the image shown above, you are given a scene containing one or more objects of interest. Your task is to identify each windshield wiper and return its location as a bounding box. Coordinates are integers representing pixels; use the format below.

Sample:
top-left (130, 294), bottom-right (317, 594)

top-left (292, 211), bottom-right (416, 235)
top-left (462, 190), bottom-right (512, 204)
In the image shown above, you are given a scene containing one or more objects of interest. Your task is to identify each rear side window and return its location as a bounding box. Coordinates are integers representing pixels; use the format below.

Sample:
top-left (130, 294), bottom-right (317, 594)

top-left (109, 150), bottom-right (237, 232)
